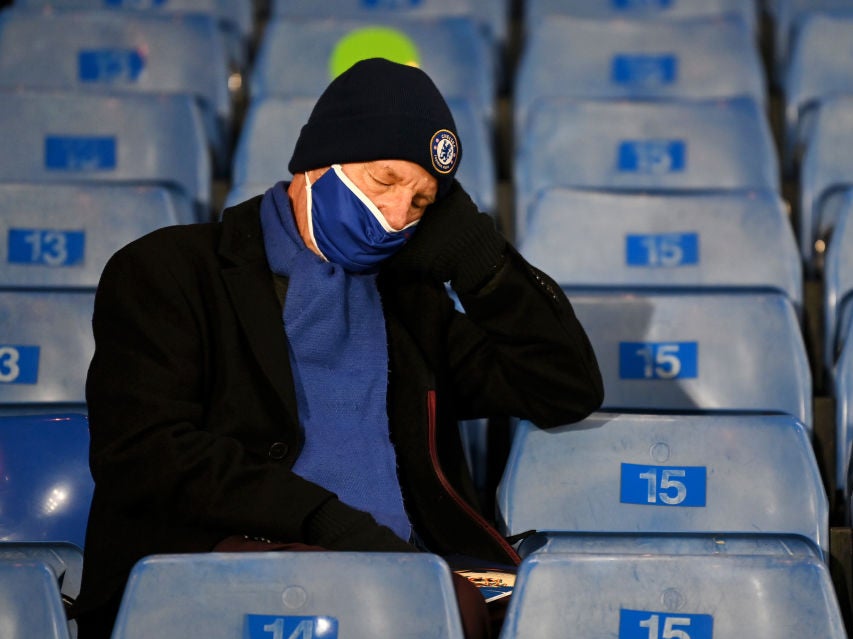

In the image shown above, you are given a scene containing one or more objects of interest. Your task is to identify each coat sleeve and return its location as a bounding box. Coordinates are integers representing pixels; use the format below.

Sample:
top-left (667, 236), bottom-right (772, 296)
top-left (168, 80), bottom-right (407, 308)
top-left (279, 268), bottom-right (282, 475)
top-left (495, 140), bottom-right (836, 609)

top-left (447, 245), bottom-right (604, 427)
top-left (85, 232), bottom-right (373, 545)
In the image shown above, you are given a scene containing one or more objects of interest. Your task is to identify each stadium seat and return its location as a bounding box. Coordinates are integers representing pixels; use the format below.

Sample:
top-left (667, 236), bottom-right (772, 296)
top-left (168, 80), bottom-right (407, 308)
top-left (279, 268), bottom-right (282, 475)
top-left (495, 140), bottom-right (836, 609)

top-left (772, 0), bottom-right (853, 82)
top-left (249, 17), bottom-right (495, 123)
top-left (823, 191), bottom-right (853, 373)
top-left (0, 292), bottom-right (94, 410)
top-left (514, 16), bottom-right (767, 135)
top-left (784, 12), bottom-right (853, 174)
top-left (0, 91), bottom-right (211, 220)
top-left (500, 552), bottom-right (847, 638)
top-left (268, 0), bottom-right (508, 47)
top-left (231, 96), bottom-right (497, 214)
top-left (0, 9), bottom-right (232, 169)
top-left (800, 96), bottom-right (853, 269)
top-left (0, 413), bottom-right (93, 550)
top-left (112, 552), bottom-right (465, 639)
top-left (0, 560), bottom-right (72, 639)
top-left (0, 542), bottom-right (83, 605)
top-left (0, 183), bottom-right (191, 291)
top-left (833, 324), bottom-right (853, 509)
top-left (222, 182), bottom-right (266, 212)
top-left (518, 532), bottom-right (820, 559)
top-left (497, 414), bottom-right (827, 558)
top-left (517, 189), bottom-right (802, 314)
top-left (514, 98), bottom-right (779, 225)
top-left (12, 0), bottom-right (253, 70)
top-left (524, 0), bottom-right (759, 34)
top-left (568, 292), bottom-right (812, 429)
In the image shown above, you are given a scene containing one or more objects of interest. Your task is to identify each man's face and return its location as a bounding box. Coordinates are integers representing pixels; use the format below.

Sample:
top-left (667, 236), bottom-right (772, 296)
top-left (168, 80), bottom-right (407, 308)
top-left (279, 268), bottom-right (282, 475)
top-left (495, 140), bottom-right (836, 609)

top-left (337, 159), bottom-right (438, 230)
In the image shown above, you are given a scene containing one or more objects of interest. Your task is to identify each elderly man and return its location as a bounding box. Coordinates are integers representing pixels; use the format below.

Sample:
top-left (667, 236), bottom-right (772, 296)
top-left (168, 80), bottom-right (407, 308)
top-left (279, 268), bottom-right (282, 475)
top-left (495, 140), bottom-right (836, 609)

top-left (73, 58), bottom-right (603, 638)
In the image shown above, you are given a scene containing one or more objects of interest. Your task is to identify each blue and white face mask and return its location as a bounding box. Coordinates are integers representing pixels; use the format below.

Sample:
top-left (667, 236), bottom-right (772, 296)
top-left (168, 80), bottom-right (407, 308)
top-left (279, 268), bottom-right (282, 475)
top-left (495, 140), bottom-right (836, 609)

top-left (305, 164), bottom-right (418, 273)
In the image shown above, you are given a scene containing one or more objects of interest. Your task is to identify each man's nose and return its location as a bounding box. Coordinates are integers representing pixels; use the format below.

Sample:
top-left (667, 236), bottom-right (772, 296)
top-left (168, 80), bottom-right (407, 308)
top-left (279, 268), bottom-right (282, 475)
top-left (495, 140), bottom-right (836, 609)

top-left (378, 193), bottom-right (414, 231)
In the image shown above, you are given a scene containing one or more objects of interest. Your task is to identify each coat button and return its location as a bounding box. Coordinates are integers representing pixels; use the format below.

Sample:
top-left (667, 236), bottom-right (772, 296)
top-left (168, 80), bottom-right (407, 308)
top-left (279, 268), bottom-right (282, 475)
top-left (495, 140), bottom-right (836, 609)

top-left (268, 442), bottom-right (289, 460)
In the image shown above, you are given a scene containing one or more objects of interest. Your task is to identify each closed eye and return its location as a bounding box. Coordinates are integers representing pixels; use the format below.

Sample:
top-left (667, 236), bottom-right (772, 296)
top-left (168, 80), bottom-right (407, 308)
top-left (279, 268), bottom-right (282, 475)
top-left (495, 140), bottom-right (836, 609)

top-left (367, 169), bottom-right (392, 187)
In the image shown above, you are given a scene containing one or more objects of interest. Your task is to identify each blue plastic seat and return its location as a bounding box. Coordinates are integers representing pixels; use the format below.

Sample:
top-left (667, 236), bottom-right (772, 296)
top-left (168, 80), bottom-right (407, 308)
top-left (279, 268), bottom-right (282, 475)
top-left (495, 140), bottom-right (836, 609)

top-left (0, 560), bottom-right (72, 639)
top-left (517, 189), bottom-right (803, 314)
top-left (12, 0), bottom-right (253, 70)
top-left (0, 9), bottom-right (232, 169)
top-left (231, 96), bottom-right (497, 214)
top-left (497, 413), bottom-right (826, 557)
top-left (784, 12), bottom-right (853, 174)
top-left (112, 552), bottom-right (465, 639)
top-left (568, 292), bottom-right (812, 430)
top-left (514, 98), bottom-right (779, 234)
top-left (833, 324), bottom-right (853, 510)
top-left (0, 542), bottom-right (83, 604)
top-left (250, 17), bottom-right (495, 124)
top-left (0, 292), bottom-right (94, 410)
top-left (823, 191), bottom-right (853, 374)
top-left (0, 413), bottom-right (93, 549)
top-left (222, 182), bottom-right (266, 212)
top-left (772, 0), bottom-right (853, 84)
top-left (519, 532), bottom-right (820, 559)
top-left (500, 552), bottom-right (847, 638)
top-left (0, 91), bottom-right (210, 220)
top-left (0, 183), bottom-right (190, 291)
top-left (514, 16), bottom-right (767, 135)
top-left (800, 96), bottom-right (853, 268)
top-left (269, 0), bottom-right (507, 46)
top-left (524, 0), bottom-right (758, 34)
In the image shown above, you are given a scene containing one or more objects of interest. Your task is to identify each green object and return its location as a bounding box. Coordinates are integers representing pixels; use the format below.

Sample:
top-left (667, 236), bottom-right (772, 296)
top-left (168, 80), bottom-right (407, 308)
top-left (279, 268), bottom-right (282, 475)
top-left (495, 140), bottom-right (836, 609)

top-left (329, 26), bottom-right (421, 80)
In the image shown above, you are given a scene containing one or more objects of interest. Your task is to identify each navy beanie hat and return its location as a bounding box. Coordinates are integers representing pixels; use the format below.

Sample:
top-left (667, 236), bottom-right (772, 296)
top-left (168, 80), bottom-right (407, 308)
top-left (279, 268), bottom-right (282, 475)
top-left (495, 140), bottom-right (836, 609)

top-left (288, 58), bottom-right (462, 199)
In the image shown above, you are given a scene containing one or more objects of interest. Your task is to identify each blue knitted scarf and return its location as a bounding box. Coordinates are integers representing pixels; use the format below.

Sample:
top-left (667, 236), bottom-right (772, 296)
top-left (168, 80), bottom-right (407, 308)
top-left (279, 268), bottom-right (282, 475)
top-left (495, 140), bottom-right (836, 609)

top-left (259, 183), bottom-right (411, 542)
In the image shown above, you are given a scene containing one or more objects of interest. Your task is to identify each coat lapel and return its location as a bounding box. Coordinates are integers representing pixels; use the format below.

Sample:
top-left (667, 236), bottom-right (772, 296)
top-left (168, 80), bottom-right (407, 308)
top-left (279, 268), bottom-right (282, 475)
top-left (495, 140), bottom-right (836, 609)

top-left (218, 195), bottom-right (300, 429)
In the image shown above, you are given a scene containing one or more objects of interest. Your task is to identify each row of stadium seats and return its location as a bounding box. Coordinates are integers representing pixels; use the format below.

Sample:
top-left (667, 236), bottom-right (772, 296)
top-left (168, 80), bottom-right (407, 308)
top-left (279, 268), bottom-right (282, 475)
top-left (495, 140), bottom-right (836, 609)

top-left (0, 412), bottom-right (848, 637)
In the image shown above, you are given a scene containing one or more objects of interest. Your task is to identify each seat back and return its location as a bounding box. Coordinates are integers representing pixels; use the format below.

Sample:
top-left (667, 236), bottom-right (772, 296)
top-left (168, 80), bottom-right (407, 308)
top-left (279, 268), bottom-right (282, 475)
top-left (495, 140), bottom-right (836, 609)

top-left (112, 552), bottom-right (465, 639)
top-left (515, 98), bottom-right (778, 222)
top-left (823, 190), bottom-right (853, 372)
top-left (0, 414), bottom-right (93, 549)
top-left (772, 0), bottom-right (853, 75)
top-left (524, 0), bottom-right (758, 33)
top-left (518, 532), bottom-right (820, 559)
top-left (784, 11), bottom-right (853, 171)
top-left (514, 16), bottom-right (766, 134)
top-left (0, 9), bottom-right (231, 161)
top-left (250, 17), bottom-right (495, 123)
top-left (231, 96), bottom-right (497, 214)
top-left (268, 0), bottom-right (506, 44)
top-left (569, 293), bottom-right (812, 429)
top-left (497, 414), bottom-right (827, 557)
top-left (0, 291), bottom-right (94, 408)
top-left (800, 96), bottom-right (853, 268)
top-left (0, 541), bottom-right (84, 602)
top-left (501, 553), bottom-right (847, 638)
top-left (0, 183), bottom-right (190, 291)
top-left (0, 560), bottom-right (71, 639)
top-left (517, 189), bottom-right (802, 313)
top-left (0, 91), bottom-right (210, 217)
top-left (16, 0), bottom-right (254, 43)
top-left (833, 325), bottom-right (853, 507)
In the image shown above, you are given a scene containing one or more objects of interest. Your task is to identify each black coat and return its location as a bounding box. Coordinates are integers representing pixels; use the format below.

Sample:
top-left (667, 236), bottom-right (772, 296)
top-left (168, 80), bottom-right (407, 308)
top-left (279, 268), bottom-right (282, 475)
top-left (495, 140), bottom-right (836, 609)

top-left (76, 194), bottom-right (603, 617)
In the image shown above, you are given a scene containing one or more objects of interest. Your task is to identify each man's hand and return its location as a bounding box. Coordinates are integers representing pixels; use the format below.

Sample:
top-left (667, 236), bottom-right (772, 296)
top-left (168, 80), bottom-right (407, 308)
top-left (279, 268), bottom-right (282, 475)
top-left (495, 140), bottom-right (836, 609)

top-left (389, 180), bottom-right (506, 294)
top-left (304, 498), bottom-right (417, 552)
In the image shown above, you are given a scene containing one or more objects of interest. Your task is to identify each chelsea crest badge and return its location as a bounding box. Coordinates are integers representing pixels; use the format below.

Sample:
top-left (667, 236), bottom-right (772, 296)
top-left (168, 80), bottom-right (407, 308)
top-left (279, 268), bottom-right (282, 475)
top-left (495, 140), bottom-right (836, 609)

top-left (430, 129), bottom-right (458, 174)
